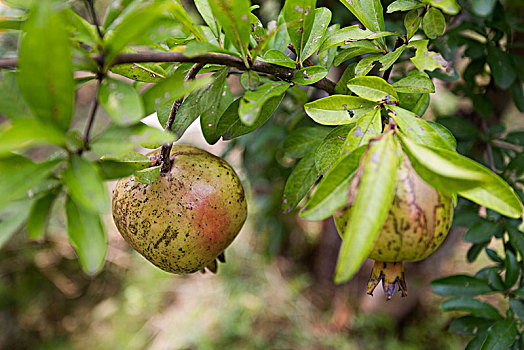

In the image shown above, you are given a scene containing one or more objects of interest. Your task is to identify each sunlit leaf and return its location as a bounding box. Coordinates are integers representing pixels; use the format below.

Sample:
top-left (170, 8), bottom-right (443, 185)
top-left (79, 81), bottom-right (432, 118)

top-left (304, 95), bottom-right (377, 125)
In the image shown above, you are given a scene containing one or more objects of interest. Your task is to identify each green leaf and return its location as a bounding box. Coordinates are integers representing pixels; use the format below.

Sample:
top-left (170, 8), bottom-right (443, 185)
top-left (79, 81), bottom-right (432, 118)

top-left (201, 81), bottom-right (234, 145)
top-left (166, 0), bottom-right (206, 42)
top-left (458, 179), bottom-right (523, 219)
top-left (347, 76), bottom-right (399, 102)
top-left (98, 77), bottom-right (144, 126)
top-left (508, 227), bottom-right (524, 261)
top-left (314, 124), bottom-right (354, 174)
top-left (63, 155), bottom-right (110, 214)
top-left (239, 82), bottom-right (291, 126)
top-left (99, 152), bottom-right (151, 180)
top-left (398, 134), bottom-right (487, 193)
top-left (282, 151), bottom-right (319, 213)
top-left (0, 156), bottom-right (61, 211)
top-left (105, 3), bottom-right (166, 64)
top-left (319, 24), bottom-right (339, 68)
top-left (0, 199), bottom-right (34, 248)
top-left (510, 298), bottom-right (524, 321)
top-left (195, 0), bottom-right (220, 37)
top-left (481, 320), bottom-right (517, 350)
top-left (0, 118), bottom-right (66, 155)
top-left (427, 0), bottom-right (460, 15)
top-left (319, 25), bottom-right (395, 51)
top-left (167, 67), bottom-right (230, 143)
top-left (240, 71), bottom-right (260, 90)
top-left (404, 9), bottom-right (422, 40)
top-left (440, 297), bottom-right (503, 320)
top-left (449, 316), bottom-right (494, 336)
top-left (338, 0), bottom-right (385, 34)
top-left (111, 63), bottom-right (166, 83)
top-left (65, 196), bottom-right (107, 275)
top-left (18, 0), bottom-right (74, 131)
top-left (486, 46), bottom-right (516, 90)
top-left (304, 95), bottom-right (377, 125)
top-left (431, 275), bottom-right (493, 296)
top-left (393, 71), bottom-right (435, 93)
top-left (141, 69), bottom-right (212, 116)
top-left (471, 0), bottom-right (496, 16)
top-left (302, 7), bottom-right (332, 60)
top-left (388, 106), bottom-right (452, 150)
top-left (334, 133), bottom-right (401, 283)
top-left (387, 0), bottom-right (424, 13)
top-left (26, 190), bottom-right (58, 240)
top-left (409, 40), bottom-right (448, 72)
top-left (259, 49), bottom-right (297, 68)
top-left (0, 71), bottom-right (32, 120)
top-left (301, 146), bottom-right (366, 220)
top-left (463, 219), bottom-right (500, 244)
top-left (422, 7), bottom-right (446, 39)
top-left (283, 0), bottom-right (317, 63)
top-left (219, 94), bottom-right (285, 140)
top-left (341, 108), bottom-right (382, 155)
top-left (208, 0), bottom-right (251, 60)
top-left (505, 251), bottom-right (519, 289)
top-left (354, 54), bottom-right (383, 76)
top-left (466, 330), bottom-right (488, 350)
top-left (134, 165), bottom-right (162, 185)
top-left (90, 124), bottom-right (175, 157)
top-left (379, 45), bottom-right (406, 71)
top-left (103, 0), bottom-right (136, 29)
top-left (283, 127), bottom-right (332, 158)
top-left (487, 269), bottom-right (505, 291)
top-left (334, 42), bottom-right (383, 67)
top-left (292, 66), bottom-right (328, 85)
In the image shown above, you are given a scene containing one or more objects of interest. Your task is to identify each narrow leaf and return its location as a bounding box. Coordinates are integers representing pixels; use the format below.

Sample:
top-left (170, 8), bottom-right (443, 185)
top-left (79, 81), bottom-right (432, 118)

top-left (387, 0), bottom-right (424, 13)
top-left (431, 275), bottom-right (493, 296)
top-left (301, 146), bottom-right (366, 220)
top-left (314, 124), bottom-right (354, 174)
top-left (304, 95), bottom-right (377, 125)
top-left (347, 76), bottom-right (399, 102)
top-left (292, 66), bottom-right (328, 85)
top-left (481, 320), bottom-right (517, 350)
top-left (334, 132), bottom-right (401, 283)
top-left (422, 7), bottom-right (445, 39)
top-left (339, 0), bottom-right (385, 34)
top-left (66, 196), bottom-right (107, 275)
top-left (134, 165), bottom-right (162, 185)
top-left (440, 297), bottom-right (503, 320)
top-left (379, 45), bottom-right (406, 71)
top-left (239, 82), bottom-right (291, 126)
top-left (282, 151), bottom-right (319, 213)
top-left (26, 191), bottom-right (58, 240)
top-left (18, 0), bottom-right (74, 131)
top-left (208, 0), bottom-right (251, 60)
top-left (63, 155), bottom-right (109, 214)
top-left (283, 0), bottom-right (317, 63)
top-left (302, 7), bottom-right (332, 60)
top-left (99, 77), bottom-right (144, 126)
top-left (393, 71), bottom-right (435, 93)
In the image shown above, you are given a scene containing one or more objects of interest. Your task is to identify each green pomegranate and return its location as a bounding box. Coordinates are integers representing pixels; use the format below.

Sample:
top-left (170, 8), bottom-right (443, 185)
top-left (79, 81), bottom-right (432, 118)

top-left (334, 153), bottom-right (453, 299)
top-left (112, 144), bottom-right (247, 274)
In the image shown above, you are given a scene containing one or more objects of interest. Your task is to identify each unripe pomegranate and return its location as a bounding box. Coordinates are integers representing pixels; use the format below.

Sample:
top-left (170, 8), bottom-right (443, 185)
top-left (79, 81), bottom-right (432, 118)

top-left (112, 145), bottom-right (247, 274)
top-left (334, 154), bottom-right (453, 299)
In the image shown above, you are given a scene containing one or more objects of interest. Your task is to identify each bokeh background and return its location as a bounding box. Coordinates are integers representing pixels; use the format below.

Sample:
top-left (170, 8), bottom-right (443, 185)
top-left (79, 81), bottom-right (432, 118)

top-left (1, 0), bottom-right (523, 349)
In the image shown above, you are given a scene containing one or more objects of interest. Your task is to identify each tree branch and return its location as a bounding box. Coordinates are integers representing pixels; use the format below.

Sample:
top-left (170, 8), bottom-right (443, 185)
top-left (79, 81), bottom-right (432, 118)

top-left (0, 52), bottom-right (336, 95)
top-left (159, 63), bottom-right (204, 173)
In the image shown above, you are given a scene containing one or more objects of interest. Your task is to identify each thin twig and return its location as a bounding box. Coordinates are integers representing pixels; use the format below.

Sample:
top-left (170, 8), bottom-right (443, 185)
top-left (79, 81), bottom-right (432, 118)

top-left (481, 119), bottom-right (496, 172)
top-left (86, 0), bottom-right (104, 40)
top-left (81, 0), bottom-right (104, 153)
top-left (0, 52), bottom-right (337, 95)
top-left (159, 63), bottom-right (205, 173)
top-left (81, 77), bottom-right (101, 152)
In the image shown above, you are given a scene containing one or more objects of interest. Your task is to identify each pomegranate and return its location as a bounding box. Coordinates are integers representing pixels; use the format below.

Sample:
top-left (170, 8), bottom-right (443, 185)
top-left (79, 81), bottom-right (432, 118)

top-left (112, 145), bottom-right (247, 274)
top-left (334, 153), bottom-right (453, 299)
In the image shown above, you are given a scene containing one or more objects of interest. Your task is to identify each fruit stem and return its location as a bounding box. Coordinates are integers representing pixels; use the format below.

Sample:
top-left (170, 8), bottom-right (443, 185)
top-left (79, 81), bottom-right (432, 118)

top-left (159, 63), bottom-right (204, 173)
top-left (367, 260), bottom-right (408, 300)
